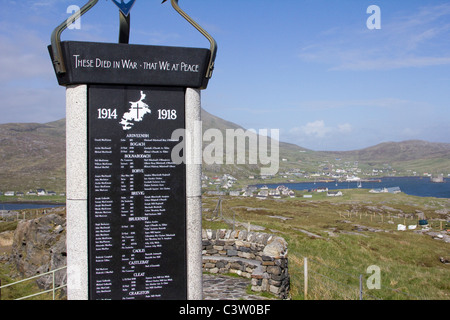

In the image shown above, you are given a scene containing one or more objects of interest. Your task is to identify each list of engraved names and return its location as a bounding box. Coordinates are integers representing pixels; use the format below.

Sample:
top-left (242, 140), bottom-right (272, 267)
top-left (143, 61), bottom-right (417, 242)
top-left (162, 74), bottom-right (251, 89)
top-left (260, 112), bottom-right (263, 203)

top-left (88, 86), bottom-right (187, 300)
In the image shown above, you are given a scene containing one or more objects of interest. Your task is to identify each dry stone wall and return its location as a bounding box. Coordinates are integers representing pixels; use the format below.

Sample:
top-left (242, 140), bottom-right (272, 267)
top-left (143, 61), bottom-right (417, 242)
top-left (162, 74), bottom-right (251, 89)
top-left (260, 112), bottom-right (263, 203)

top-left (202, 229), bottom-right (289, 299)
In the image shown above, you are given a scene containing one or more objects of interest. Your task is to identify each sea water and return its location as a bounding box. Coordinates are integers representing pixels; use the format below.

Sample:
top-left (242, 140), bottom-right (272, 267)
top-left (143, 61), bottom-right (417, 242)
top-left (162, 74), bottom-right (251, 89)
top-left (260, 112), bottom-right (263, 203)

top-left (259, 176), bottom-right (450, 199)
top-left (0, 203), bottom-right (65, 211)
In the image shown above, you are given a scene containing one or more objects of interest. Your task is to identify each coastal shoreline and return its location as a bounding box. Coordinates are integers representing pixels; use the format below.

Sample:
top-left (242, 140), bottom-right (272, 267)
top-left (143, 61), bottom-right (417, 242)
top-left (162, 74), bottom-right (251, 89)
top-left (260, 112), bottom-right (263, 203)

top-left (249, 176), bottom-right (450, 199)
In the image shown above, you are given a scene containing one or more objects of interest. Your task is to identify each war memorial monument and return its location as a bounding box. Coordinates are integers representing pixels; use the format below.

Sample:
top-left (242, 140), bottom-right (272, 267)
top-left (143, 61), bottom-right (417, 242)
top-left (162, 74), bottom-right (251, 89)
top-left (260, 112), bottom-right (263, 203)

top-left (48, 0), bottom-right (217, 300)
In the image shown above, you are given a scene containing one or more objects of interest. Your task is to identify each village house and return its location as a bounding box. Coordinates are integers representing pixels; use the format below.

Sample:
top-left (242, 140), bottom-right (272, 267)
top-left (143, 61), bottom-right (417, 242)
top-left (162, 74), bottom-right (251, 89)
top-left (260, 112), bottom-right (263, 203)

top-left (386, 187), bottom-right (401, 194)
top-left (369, 187), bottom-right (401, 194)
top-left (268, 189), bottom-right (280, 197)
top-left (257, 189), bottom-right (269, 199)
top-left (242, 190), bottom-right (253, 197)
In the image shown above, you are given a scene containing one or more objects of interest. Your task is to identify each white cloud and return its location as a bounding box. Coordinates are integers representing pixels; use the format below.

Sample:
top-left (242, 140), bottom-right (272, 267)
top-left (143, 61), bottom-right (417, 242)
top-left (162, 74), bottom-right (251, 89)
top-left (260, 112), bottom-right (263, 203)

top-left (291, 120), bottom-right (349, 138)
top-left (291, 121), bottom-right (353, 138)
top-left (286, 120), bottom-right (360, 150)
top-left (331, 56), bottom-right (450, 71)
top-left (294, 98), bottom-right (420, 110)
top-left (401, 128), bottom-right (418, 137)
top-left (298, 3), bottom-right (450, 71)
top-left (338, 123), bottom-right (352, 133)
top-left (301, 120), bottom-right (332, 138)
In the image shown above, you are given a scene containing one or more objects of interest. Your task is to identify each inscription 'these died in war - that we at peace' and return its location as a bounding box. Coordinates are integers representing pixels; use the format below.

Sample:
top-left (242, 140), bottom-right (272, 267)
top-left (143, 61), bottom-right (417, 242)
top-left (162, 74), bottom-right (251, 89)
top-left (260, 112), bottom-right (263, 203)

top-left (73, 54), bottom-right (200, 72)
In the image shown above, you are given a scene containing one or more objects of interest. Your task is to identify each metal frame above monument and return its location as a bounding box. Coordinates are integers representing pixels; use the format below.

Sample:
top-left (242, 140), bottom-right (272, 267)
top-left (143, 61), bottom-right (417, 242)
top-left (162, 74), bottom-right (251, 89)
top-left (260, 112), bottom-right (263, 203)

top-left (50, 0), bottom-right (217, 88)
top-left (49, 0), bottom-right (217, 300)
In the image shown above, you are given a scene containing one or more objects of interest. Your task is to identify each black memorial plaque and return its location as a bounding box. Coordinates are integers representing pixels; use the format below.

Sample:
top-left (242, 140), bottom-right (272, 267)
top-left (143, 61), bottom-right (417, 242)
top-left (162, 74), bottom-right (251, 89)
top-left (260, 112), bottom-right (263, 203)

top-left (49, 41), bottom-right (211, 88)
top-left (88, 85), bottom-right (187, 300)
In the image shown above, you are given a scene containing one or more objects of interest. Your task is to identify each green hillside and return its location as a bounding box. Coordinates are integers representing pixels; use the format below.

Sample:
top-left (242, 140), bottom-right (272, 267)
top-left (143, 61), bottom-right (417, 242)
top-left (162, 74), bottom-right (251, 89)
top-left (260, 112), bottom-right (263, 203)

top-left (0, 119), bottom-right (66, 192)
top-left (202, 190), bottom-right (450, 300)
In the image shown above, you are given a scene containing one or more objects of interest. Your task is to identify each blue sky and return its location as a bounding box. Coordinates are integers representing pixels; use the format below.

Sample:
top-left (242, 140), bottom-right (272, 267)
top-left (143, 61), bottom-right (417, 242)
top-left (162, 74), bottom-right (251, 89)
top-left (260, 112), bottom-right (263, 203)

top-left (0, 0), bottom-right (449, 151)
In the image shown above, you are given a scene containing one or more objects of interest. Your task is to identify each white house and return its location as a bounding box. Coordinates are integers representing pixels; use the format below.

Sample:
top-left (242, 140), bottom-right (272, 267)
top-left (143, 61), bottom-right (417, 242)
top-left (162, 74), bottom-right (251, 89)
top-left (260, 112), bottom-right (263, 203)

top-left (386, 187), bottom-right (401, 194)
top-left (257, 190), bottom-right (269, 199)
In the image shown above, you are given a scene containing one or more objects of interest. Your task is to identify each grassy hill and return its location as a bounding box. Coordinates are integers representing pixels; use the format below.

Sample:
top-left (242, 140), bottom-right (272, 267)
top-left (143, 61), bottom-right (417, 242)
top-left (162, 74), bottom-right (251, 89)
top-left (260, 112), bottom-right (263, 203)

top-left (323, 140), bottom-right (450, 174)
top-left (0, 119), bottom-right (66, 192)
top-left (343, 140), bottom-right (450, 162)
top-left (0, 110), bottom-right (449, 192)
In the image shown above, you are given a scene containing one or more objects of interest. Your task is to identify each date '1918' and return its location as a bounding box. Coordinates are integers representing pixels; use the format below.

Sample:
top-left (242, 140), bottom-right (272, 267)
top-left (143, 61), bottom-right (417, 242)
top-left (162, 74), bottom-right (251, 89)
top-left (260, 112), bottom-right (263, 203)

top-left (158, 109), bottom-right (177, 120)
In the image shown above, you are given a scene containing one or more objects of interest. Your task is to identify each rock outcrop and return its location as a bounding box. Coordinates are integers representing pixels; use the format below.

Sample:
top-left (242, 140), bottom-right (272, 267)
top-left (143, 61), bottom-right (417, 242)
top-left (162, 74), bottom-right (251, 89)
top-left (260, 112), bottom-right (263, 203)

top-left (10, 208), bottom-right (67, 292)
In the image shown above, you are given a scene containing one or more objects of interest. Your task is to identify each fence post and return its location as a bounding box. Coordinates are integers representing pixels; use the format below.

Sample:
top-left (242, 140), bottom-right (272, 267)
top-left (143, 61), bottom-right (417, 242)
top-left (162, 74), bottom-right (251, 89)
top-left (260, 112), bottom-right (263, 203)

top-left (304, 257), bottom-right (308, 300)
top-left (52, 269), bottom-right (56, 300)
top-left (359, 274), bottom-right (363, 300)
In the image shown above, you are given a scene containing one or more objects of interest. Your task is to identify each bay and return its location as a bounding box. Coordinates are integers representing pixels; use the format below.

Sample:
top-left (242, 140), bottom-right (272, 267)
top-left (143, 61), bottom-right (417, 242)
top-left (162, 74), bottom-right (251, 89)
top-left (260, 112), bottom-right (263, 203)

top-left (258, 176), bottom-right (450, 199)
top-left (0, 203), bottom-right (65, 211)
